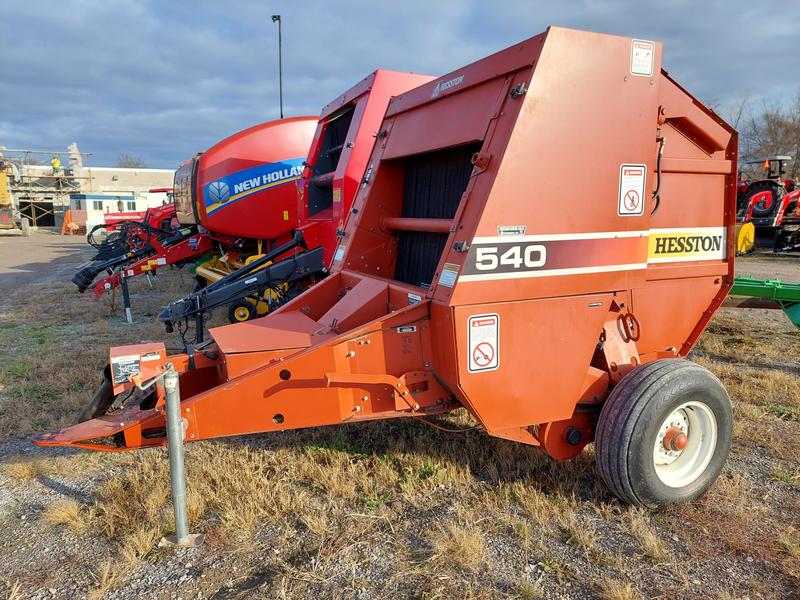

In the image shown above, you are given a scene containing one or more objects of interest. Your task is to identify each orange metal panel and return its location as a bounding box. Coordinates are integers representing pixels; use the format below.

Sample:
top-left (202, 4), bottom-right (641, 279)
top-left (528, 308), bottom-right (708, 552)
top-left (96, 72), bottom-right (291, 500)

top-left (452, 294), bottom-right (613, 431)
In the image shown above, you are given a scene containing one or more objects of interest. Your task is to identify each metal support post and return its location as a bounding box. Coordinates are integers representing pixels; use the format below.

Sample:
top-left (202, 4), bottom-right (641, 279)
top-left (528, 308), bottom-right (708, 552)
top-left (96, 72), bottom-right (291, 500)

top-left (121, 271), bottom-right (133, 323)
top-left (159, 364), bottom-right (203, 547)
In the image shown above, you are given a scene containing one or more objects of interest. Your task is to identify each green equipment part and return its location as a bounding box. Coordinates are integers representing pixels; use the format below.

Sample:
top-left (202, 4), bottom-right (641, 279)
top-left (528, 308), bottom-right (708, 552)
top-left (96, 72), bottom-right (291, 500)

top-left (725, 276), bottom-right (800, 329)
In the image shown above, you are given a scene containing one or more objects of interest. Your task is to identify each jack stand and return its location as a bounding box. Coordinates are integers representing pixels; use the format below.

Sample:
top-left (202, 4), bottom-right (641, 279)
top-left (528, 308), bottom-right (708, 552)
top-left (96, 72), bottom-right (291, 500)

top-left (158, 364), bottom-right (204, 548)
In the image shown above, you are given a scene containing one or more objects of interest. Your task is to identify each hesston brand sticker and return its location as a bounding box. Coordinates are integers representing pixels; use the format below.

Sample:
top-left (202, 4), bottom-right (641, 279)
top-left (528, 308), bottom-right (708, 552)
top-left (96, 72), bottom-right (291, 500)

top-left (438, 263), bottom-right (460, 288)
top-left (630, 39), bottom-right (655, 76)
top-left (647, 228), bottom-right (726, 262)
top-left (618, 164), bottom-right (646, 216)
top-left (431, 74), bottom-right (464, 98)
top-left (468, 314), bottom-right (499, 373)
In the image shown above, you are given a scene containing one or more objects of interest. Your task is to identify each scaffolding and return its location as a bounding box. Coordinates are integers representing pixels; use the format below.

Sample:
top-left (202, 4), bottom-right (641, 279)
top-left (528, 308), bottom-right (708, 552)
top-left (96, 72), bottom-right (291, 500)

top-left (2, 146), bottom-right (92, 227)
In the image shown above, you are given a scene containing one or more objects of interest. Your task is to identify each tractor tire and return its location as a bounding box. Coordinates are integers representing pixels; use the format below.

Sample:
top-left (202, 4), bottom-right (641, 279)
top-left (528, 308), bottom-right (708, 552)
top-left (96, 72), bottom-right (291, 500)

top-left (595, 359), bottom-right (732, 508)
top-left (20, 217), bottom-right (30, 237)
top-left (227, 300), bottom-right (256, 324)
top-left (745, 181), bottom-right (783, 219)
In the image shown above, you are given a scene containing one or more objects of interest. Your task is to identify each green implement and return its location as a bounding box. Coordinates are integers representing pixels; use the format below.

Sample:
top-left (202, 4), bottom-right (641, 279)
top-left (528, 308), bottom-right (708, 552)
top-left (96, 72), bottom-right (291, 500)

top-left (725, 276), bottom-right (800, 329)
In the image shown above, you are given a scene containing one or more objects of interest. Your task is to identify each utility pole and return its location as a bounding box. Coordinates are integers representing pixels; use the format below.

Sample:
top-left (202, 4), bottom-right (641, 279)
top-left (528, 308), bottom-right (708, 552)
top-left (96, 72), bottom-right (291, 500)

top-left (271, 14), bottom-right (284, 119)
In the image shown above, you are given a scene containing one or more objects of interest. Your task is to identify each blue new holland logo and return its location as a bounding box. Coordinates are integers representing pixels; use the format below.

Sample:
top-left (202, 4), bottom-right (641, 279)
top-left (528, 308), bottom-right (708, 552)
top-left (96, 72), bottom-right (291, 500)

top-left (207, 180), bottom-right (230, 205)
top-left (204, 157), bottom-right (305, 216)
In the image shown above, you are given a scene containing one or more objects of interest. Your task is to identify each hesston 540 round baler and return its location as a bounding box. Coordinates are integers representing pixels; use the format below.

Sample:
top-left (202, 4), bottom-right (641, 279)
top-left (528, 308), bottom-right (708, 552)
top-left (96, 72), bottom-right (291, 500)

top-left (37, 27), bottom-right (738, 508)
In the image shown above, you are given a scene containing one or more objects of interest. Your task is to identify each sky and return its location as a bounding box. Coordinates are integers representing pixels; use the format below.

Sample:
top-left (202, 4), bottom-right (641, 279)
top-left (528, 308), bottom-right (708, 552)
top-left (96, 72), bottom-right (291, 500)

top-left (1, 0), bottom-right (798, 168)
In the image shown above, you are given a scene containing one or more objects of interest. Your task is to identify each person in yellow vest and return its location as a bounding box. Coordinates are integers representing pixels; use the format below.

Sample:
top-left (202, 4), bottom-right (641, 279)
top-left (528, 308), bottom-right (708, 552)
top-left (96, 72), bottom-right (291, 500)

top-left (51, 155), bottom-right (62, 176)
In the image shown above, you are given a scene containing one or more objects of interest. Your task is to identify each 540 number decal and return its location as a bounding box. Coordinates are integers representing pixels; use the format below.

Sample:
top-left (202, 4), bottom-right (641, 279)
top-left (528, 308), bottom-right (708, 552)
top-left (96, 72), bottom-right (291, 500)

top-left (474, 244), bottom-right (547, 272)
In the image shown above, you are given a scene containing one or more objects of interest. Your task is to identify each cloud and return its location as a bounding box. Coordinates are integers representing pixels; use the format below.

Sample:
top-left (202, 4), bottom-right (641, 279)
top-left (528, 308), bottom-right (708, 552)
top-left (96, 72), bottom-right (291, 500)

top-left (1, 0), bottom-right (797, 167)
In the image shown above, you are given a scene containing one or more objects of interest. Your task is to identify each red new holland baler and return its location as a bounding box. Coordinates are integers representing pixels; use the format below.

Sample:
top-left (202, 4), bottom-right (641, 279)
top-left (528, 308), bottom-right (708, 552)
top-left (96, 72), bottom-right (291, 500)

top-left (83, 117), bottom-right (318, 298)
top-left (38, 28), bottom-right (738, 508)
top-left (156, 70), bottom-right (434, 332)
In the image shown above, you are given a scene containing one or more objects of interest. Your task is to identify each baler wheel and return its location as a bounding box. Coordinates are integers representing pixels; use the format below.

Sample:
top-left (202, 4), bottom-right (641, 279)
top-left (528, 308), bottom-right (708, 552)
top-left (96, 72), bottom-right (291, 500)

top-left (595, 359), bottom-right (732, 508)
top-left (228, 300), bottom-right (255, 323)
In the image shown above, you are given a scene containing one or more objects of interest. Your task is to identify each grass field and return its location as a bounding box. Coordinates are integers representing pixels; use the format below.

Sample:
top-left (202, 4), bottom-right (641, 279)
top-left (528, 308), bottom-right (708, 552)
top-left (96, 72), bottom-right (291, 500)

top-left (0, 255), bottom-right (798, 599)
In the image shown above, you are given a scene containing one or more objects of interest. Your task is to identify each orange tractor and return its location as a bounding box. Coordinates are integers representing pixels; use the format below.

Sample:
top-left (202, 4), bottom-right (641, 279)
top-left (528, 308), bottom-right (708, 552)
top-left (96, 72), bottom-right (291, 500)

top-left (37, 27), bottom-right (737, 508)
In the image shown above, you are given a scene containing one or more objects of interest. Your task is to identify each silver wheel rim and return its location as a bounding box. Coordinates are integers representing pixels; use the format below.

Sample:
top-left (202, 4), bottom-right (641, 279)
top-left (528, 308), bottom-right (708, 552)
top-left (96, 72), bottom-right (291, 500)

top-left (652, 400), bottom-right (718, 488)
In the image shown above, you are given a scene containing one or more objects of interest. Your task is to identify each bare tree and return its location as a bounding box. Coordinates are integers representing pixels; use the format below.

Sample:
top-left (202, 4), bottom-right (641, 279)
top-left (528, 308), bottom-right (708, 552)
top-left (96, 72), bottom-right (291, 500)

top-left (117, 153), bottom-right (147, 168)
top-left (727, 94), bottom-right (750, 131)
top-left (741, 89), bottom-right (800, 178)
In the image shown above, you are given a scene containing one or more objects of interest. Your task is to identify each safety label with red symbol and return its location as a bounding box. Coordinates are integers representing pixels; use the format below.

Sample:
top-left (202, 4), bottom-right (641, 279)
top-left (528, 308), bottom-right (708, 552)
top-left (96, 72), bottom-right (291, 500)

top-left (618, 164), bottom-right (646, 216)
top-left (468, 313), bottom-right (499, 372)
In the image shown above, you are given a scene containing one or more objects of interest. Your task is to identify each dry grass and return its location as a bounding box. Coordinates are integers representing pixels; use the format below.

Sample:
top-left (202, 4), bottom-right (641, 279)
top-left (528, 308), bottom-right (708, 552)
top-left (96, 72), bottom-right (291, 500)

top-left (2, 580), bottom-right (23, 600)
top-left (559, 512), bottom-right (597, 550)
top-left (776, 527), bottom-right (799, 559)
top-left (598, 577), bottom-right (641, 600)
top-left (514, 576), bottom-right (544, 599)
top-left (89, 559), bottom-right (121, 600)
top-left (427, 520), bottom-right (485, 572)
top-left (1, 456), bottom-right (50, 481)
top-left (625, 508), bottom-right (667, 561)
top-left (1, 260), bottom-right (799, 598)
top-left (41, 499), bottom-right (87, 533)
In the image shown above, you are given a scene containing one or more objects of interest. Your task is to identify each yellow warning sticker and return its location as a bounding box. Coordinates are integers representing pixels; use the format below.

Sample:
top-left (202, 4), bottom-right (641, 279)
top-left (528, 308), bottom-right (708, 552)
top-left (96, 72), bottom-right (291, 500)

top-left (648, 227), bottom-right (725, 263)
top-left (333, 188), bottom-right (341, 205)
top-left (283, 210), bottom-right (289, 220)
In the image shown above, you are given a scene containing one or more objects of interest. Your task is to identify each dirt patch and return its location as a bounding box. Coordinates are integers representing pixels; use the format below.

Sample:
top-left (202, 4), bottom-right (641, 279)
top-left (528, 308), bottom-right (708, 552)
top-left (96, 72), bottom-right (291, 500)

top-left (0, 231), bottom-right (93, 292)
top-left (0, 239), bottom-right (798, 599)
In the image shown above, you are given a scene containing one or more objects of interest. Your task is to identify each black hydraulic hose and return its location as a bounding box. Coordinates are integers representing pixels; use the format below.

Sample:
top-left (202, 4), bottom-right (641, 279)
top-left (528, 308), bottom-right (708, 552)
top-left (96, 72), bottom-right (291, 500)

top-left (651, 137), bottom-right (665, 215)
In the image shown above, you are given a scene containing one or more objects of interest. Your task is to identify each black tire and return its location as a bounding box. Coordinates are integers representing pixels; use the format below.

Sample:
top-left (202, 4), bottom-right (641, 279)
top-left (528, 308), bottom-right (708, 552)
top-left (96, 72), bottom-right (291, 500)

top-left (227, 300), bottom-right (255, 324)
top-left (744, 181), bottom-right (783, 219)
top-left (595, 359), bottom-right (732, 508)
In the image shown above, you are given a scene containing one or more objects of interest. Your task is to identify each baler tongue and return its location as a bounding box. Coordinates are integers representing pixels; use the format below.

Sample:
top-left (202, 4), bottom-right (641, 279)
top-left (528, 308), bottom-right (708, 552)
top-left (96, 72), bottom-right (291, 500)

top-left (36, 273), bottom-right (456, 451)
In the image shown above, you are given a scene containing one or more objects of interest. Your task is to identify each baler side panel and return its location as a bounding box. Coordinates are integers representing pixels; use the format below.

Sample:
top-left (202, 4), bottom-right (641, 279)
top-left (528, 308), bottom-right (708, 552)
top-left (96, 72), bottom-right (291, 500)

top-left (447, 28), bottom-right (662, 306)
top-left (453, 295), bottom-right (613, 430)
top-left (637, 72), bottom-right (737, 355)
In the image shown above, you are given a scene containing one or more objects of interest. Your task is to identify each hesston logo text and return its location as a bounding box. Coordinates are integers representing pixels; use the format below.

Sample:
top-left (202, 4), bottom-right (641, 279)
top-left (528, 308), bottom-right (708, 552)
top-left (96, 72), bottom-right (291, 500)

top-left (652, 234), bottom-right (723, 255)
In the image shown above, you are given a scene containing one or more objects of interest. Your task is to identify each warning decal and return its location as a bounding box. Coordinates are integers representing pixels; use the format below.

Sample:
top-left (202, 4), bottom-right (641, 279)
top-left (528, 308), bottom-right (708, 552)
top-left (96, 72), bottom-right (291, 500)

top-left (630, 39), bottom-right (655, 76)
top-left (111, 354), bottom-right (140, 384)
top-left (618, 164), bottom-right (646, 216)
top-left (439, 263), bottom-right (460, 288)
top-left (468, 314), bottom-right (499, 373)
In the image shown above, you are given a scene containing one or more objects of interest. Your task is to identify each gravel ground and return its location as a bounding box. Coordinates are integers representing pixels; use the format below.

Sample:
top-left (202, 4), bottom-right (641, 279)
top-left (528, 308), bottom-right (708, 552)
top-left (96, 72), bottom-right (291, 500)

top-left (0, 236), bottom-right (798, 599)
